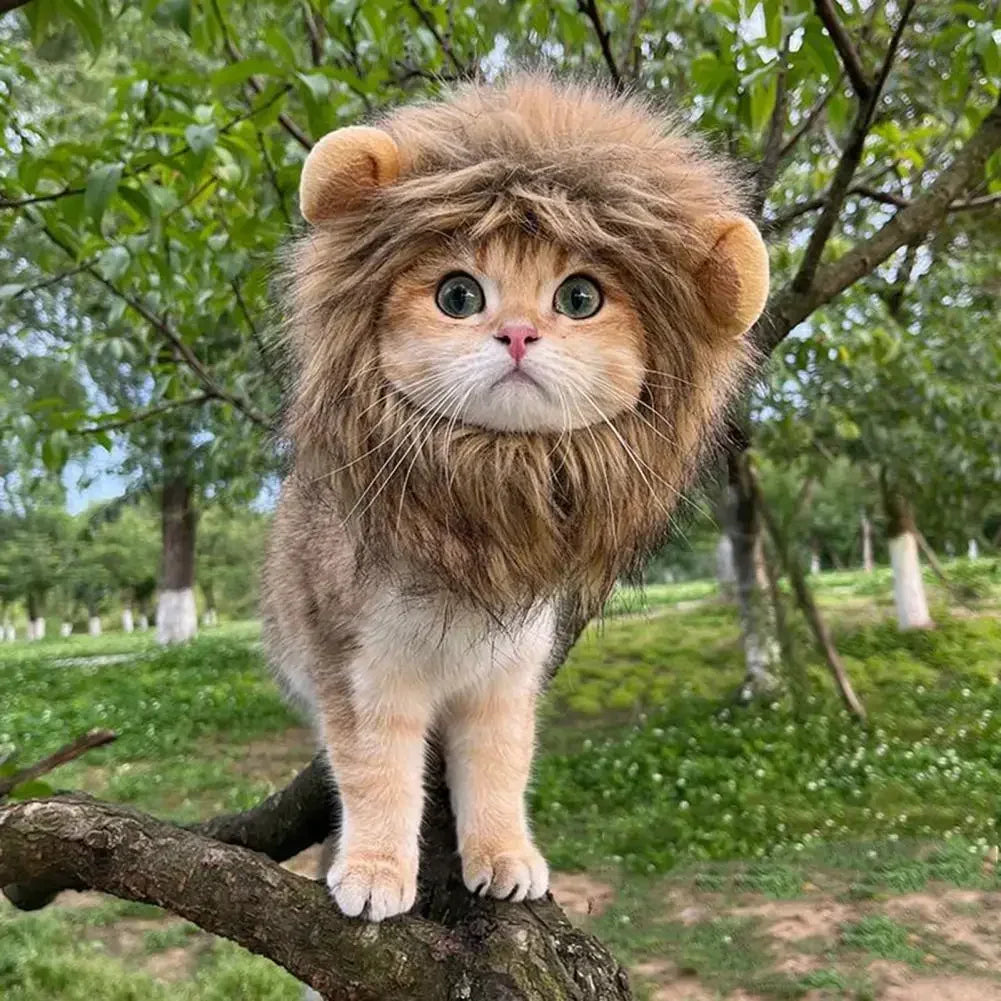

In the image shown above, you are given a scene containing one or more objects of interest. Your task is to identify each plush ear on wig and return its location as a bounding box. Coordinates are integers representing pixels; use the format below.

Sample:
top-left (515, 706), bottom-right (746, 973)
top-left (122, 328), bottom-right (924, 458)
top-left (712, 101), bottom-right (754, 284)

top-left (298, 126), bottom-right (402, 223)
top-left (693, 215), bottom-right (769, 337)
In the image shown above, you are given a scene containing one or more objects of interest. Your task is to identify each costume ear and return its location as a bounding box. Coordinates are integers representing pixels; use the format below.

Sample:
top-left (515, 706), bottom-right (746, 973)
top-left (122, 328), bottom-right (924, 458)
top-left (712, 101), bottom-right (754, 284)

top-left (694, 214), bottom-right (769, 337)
top-left (299, 126), bottom-right (402, 223)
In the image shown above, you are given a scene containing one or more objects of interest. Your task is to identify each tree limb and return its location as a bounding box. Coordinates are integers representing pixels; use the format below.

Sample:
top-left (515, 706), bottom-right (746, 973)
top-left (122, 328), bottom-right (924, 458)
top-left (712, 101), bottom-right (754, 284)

top-left (777, 72), bottom-right (843, 164)
top-left (409, 0), bottom-right (465, 76)
top-left (0, 791), bottom-right (631, 1001)
top-left (812, 0), bottom-right (870, 100)
top-left (32, 216), bottom-right (275, 430)
top-left (757, 92), bottom-right (1001, 353)
top-left (752, 35), bottom-right (792, 218)
top-left (0, 730), bottom-right (116, 799)
top-left (78, 395), bottom-right (215, 435)
top-left (208, 0), bottom-right (313, 151)
top-left (791, 0), bottom-right (917, 292)
top-left (578, 0), bottom-right (623, 90)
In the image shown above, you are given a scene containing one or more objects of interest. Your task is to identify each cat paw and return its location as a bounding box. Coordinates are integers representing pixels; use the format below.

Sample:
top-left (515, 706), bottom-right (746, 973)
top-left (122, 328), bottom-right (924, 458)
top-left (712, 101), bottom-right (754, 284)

top-left (461, 841), bottom-right (549, 902)
top-left (326, 852), bottom-right (418, 922)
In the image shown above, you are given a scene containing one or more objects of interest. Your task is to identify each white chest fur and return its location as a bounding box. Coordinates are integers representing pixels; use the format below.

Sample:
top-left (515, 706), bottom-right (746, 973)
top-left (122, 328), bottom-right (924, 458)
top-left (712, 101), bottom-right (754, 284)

top-left (349, 584), bottom-right (556, 714)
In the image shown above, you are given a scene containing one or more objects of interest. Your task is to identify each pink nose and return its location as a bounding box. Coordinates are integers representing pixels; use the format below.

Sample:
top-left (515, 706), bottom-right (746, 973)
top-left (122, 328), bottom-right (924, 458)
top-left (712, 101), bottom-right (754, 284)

top-left (494, 325), bottom-right (540, 364)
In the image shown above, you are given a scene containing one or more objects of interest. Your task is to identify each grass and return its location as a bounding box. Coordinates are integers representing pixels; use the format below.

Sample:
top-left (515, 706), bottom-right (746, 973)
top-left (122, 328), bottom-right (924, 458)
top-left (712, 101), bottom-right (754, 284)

top-left (1, 563), bottom-right (1000, 999)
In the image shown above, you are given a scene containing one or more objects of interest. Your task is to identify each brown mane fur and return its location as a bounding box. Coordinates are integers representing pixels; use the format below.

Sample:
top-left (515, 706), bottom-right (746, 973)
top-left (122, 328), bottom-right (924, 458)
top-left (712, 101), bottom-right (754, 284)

top-left (282, 74), bottom-right (757, 617)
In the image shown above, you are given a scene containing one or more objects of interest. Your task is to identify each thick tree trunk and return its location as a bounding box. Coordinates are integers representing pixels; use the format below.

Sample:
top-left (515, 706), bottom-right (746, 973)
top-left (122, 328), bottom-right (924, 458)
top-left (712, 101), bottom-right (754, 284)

top-left (59, 622), bottom-right (72, 638)
top-left (882, 475), bottom-right (933, 630)
top-left (861, 509), bottom-right (874, 572)
top-left (121, 604), bottom-right (134, 633)
top-left (88, 616), bottom-right (102, 637)
top-left (968, 538), bottom-right (980, 560)
top-left (726, 448), bottom-right (780, 698)
top-left (138, 613), bottom-right (149, 631)
top-left (157, 473), bottom-right (198, 645)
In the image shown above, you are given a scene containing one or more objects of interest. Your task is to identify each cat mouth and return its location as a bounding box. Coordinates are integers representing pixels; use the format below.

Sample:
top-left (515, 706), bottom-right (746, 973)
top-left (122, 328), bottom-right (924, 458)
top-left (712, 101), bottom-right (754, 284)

top-left (491, 369), bottom-right (545, 393)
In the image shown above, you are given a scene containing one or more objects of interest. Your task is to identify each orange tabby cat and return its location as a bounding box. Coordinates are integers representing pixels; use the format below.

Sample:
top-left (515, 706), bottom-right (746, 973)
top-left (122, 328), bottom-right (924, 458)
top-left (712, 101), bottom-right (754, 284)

top-left (262, 74), bottom-right (768, 921)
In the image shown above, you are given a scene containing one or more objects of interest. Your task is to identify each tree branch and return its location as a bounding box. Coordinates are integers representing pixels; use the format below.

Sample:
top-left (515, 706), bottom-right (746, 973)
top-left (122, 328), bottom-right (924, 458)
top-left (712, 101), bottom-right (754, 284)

top-left (791, 0), bottom-right (918, 292)
top-left (752, 35), bottom-right (792, 218)
top-left (301, 0), bottom-right (324, 66)
top-left (777, 72), bottom-right (843, 164)
top-left (0, 790), bottom-right (631, 1001)
top-left (0, 0), bottom-right (31, 15)
top-left (812, 0), bottom-right (870, 100)
top-left (33, 217), bottom-right (275, 430)
top-left (756, 92), bottom-right (1001, 354)
top-left (78, 395), bottom-right (215, 435)
top-left (0, 730), bottom-right (116, 799)
top-left (208, 0), bottom-right (313, 151)
top-left (577, 0), bottom-right (623, 90)
top-left (408, 0), bottom-right (465, 75)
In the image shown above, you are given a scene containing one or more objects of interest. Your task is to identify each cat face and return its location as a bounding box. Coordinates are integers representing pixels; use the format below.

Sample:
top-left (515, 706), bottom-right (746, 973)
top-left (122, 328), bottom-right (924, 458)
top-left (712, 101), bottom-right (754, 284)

top-left (379, 235), bottom-right (646, 433)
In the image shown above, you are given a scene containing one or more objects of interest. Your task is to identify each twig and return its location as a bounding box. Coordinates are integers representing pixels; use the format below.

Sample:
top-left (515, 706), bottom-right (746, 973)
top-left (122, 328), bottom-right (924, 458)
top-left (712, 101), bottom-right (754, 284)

top-left (33, 215), bottom-right (274, 430)
top-left (752, 34), bottom-right (792, 218)
top-left (812, 0), bottom-right (870, 100)
top-left (79, 395), bottom-right (214, 435)
top-left (229, 278), bottom-right (279, 384)
top-left (208, 0), bottom-right (312, 151)
top-left (408, 0), bottom-right (464, 75)
top-left (301, 0), bottom-right (324, 66)
top-left (777, 72), bottom-right (843, 163)
top-left (0, 730), bottom-right (117, 799)
top-left (790, 0), bottom-right (919, 292)
top-left (577, 0), bottom-right (623, 90)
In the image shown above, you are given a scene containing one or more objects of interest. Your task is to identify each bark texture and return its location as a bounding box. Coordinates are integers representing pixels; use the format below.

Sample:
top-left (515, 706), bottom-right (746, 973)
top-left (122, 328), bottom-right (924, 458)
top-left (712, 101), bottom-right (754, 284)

top-left (882, 476), bottom-right (933, 630)
top-left (1, 775), bottom-right (631, 1001)
top-left (726, 449), bottom-right (780, 698)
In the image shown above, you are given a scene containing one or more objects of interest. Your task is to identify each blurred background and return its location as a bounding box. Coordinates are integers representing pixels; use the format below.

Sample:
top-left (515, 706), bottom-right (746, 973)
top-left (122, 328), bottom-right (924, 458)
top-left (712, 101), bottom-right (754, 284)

top-left (1, 1), bottom-right (1000, 999)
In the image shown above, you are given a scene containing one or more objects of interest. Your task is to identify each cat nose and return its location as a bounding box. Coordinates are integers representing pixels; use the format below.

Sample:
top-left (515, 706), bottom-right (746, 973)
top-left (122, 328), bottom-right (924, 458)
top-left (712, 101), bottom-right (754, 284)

top-left (494, 325), bottom-right (540, 364)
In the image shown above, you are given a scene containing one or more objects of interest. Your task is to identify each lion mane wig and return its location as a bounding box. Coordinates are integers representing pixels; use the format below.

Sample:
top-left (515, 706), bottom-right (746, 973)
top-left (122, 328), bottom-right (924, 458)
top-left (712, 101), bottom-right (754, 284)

top-left (280, 73), bottom-right (768, 617)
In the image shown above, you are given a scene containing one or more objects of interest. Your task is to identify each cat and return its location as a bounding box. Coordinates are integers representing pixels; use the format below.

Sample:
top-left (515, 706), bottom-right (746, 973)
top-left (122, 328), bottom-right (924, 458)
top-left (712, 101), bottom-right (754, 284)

top-left (262, 73), bottom-right (768, 922)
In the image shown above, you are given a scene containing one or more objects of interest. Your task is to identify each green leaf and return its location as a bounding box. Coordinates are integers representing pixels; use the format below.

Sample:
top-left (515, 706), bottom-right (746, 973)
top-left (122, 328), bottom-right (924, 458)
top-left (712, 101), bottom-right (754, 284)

top-left (211, 58), bottom-right (283, 88)
top-left (0, 284), bottom-right (24, 299)
top-left (184, 123), bottom-right (218, 155)
top-left (98, 245), bottom-right (131, 281)
top-left (298, 72), bottom-right (332, 100)
top-left (41, 430), bottom-right (69, 472)
top-left (64, 0), bottom-right (105, 55)
top-left (84, 163), bottom-right (122, 227)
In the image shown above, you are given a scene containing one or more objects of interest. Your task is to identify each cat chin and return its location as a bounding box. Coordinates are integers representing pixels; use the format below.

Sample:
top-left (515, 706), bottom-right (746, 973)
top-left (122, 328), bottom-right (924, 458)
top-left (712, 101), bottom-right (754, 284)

top-left (397, 382), bottom-right (611, 435)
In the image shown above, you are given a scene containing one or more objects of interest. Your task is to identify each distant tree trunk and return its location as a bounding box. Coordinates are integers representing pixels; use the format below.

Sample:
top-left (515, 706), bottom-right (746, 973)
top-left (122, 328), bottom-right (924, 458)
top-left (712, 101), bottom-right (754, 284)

top-left (60, 622), bottom-right (73, 638)
top-left (968, 538), bottom-right (980, 560)
top-left (138, 614), bottom-right (149, 631)
top-left (809, 540), bottom-right (821, 575)
top-left (201, 580), bottom-right (217, 627)
top-left (726, 447), bottom-right (780, 698)
top-left (4, 623), bottom-right (14, 642)
top-left (881, 472), bottom-right (933, 630)
top-left (121, 600), bottom-right (134, 634)
top-left (26, 592), bottom-right (44, 642)
top-left (88, 616), bottom-right (102, 637)
top-left (156, 473), bottom-right (198, 645)
top-left (861, 509), bottom-right (875, 572)
top-left (715, 533), bottom-right (737, 598)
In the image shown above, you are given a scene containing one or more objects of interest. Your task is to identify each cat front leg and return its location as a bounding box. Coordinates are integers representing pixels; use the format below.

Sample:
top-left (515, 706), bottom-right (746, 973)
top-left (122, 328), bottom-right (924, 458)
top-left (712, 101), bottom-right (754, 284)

top-left (442, 662), bottom-right (549, 902)
top-left (318, 674), bottom-right (431, 921)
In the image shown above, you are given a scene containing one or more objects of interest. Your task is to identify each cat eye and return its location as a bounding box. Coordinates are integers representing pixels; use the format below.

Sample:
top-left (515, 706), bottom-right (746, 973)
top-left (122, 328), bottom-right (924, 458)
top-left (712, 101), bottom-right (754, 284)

top-left (554, 275), bottom-right (603, 319)
top-left (436, 273), bottom-right (485, 318)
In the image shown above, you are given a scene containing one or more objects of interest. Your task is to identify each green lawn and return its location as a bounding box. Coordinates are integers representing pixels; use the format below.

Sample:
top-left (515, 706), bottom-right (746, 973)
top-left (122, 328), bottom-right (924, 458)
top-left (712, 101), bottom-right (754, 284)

top-left (2, 561), bottom-right (1001, 1000)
